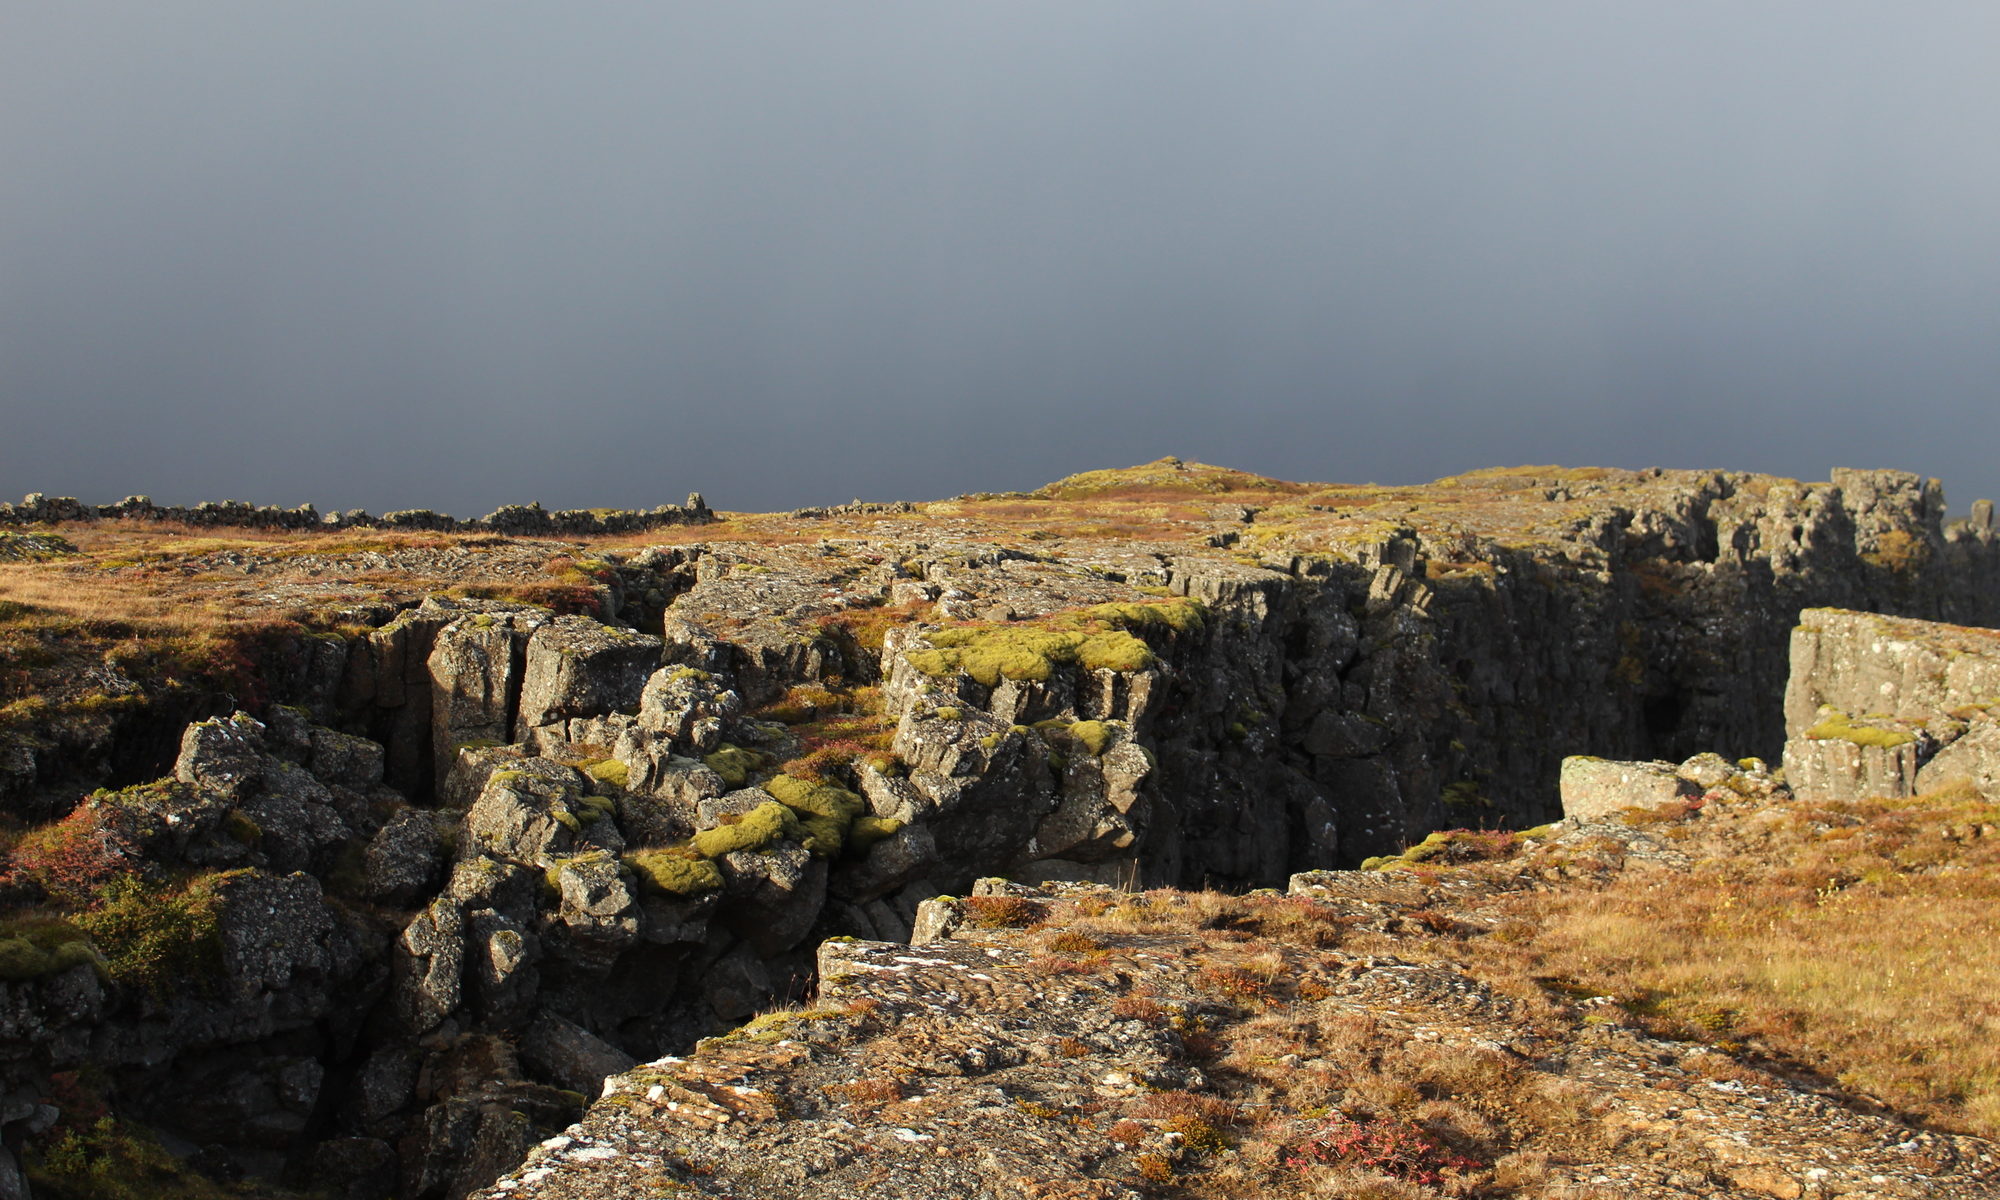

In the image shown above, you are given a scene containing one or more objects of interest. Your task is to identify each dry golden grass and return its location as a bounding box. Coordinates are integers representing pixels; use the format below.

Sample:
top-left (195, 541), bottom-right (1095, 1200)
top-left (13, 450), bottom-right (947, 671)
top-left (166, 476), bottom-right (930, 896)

top-left (1501, 782), bottom-right (2000, 1135)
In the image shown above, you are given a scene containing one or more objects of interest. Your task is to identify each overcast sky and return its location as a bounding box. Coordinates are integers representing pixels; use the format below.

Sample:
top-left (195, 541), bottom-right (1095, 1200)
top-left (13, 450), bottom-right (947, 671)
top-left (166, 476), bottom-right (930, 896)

top-left (3, 3), bottom-right (1997, 516)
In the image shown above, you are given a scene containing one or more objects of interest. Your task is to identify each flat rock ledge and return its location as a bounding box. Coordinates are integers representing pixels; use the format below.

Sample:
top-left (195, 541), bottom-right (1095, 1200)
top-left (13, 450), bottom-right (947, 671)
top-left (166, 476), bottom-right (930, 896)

top-left (484, 870), bottom-right (1999, 1200)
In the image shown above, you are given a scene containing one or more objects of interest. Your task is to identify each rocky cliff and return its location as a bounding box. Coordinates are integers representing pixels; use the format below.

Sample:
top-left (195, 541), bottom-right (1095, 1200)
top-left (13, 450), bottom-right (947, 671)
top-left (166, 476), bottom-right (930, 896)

top-left (1, 461), bottom-right (1997, 1198)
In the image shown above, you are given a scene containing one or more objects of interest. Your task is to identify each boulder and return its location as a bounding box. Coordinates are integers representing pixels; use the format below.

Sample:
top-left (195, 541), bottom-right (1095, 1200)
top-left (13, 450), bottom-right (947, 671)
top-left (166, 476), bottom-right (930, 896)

top-left (637, 666), bottom-right (744, 750)
top-left (362, 809), bottom-right (448, 906)
top-left (717, 844), bottom-right (826, 957)
top-left (463, 760), bottom-right (608, 867)
top-left (1559, 757), bottom-right (1699, 822)
top-left (518, 1013), bottom-right (636, 1095)
top-left (546, 853), bottom-right (640, 967)
top-left (1916, 720), bottom-right (2000, 799)
top-left (517, 617), bottom-right (663, 732)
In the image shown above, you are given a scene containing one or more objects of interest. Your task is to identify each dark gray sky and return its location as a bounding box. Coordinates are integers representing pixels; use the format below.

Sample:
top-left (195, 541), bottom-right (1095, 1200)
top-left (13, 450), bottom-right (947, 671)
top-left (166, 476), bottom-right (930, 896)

top-left (4, 3), bottom-right (1998, 516)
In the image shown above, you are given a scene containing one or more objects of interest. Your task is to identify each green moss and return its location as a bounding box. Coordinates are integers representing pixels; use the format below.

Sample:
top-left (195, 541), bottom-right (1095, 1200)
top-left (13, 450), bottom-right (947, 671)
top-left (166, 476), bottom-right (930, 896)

top-left (764, 775), bottom-right (867, 857)
top-left (0, 916), bottom-right (103, 981)
top-left (577, 793), bottom-right (618, 822)
top-left (27, 1115), bottom-right (248, 1200)
top-left (1805, 709), bottom-right (1917, 749)
top-left (849, 815), bottom-right (904, 851)
top-left (624, 849), bottom-right (725, 897)
top-left (933, 706), bottom-right (963, 721)
top-left (1075, 630), bottom-right (1155, 673)
top-left (1441, 781), bottom-right (1487, 811)
top-left (1082, 599), bottom-right (1206, 636)
top-left (221, 809), bottom-right (262, 846)
top-left (1069, 720), bottom-right (1114, 756)
top-left (978, 732), bottom-right (1003, 751)
top-left (74, 874), bottom-right (227, 996)
top-left (704, 744), bottom-right (770, 788)
top-left (690, 801), bottom-right (801, 857)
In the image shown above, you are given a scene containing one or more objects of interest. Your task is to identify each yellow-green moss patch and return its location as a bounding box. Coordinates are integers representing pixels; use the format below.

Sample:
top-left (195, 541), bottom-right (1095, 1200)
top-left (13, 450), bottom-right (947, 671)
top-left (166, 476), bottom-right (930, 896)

top-left (764, 774), bottom-right (867, 857)
top-left (1069, 720), bottom-right (1114, 756)
top-left (690, 801), bottom-right (800, 858)
top-left (704, 744), bottom-right (771, 788)
top-left (1805, 709), bottom-right (1917, 749)
top-left (624, 849), bottom-right (724, 897)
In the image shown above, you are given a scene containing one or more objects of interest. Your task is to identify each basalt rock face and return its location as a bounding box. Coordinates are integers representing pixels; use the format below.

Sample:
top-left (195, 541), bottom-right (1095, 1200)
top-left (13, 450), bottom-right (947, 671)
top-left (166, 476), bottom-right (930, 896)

top-left (1781, 608), bottom-right (2000, 804)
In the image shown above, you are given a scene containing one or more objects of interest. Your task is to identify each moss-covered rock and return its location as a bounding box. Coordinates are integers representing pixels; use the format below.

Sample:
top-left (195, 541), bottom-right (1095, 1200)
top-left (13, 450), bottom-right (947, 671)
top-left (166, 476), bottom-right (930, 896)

top-left (689, 801), bottom-right (800, 858)
top-left (623, 849), bottom-right (725, 897)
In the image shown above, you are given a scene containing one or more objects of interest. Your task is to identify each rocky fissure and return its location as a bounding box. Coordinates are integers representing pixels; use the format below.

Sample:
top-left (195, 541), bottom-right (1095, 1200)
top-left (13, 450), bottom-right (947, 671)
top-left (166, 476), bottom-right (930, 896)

top-left (1, 463), bottom-right (1998, 1198)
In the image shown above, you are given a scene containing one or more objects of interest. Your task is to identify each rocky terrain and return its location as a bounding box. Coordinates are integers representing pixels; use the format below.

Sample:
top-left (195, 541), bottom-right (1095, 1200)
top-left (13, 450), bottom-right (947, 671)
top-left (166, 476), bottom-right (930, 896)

top-left (0, 460), bottom-right (1996, 1198)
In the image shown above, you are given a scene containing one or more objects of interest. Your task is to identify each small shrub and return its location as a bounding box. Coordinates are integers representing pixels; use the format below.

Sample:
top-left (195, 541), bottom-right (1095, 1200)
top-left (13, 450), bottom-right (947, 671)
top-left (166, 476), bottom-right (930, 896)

top-left (27, 1114), bottom-right (244, 1200)
top-left (962, 894), bottom-right (1046, 929)
top-left (1282, 1115), bottom-right (1481, 1185)
top-left (1111, 993), bottom-right (1166, 1024)
top-left (7, 804), bottom-right (142, 904)
top-left (1134, 1153), bottom-right (1175, 1183)
top-left (1041, 930), bottom-right (1103, 954)
top-left (1195, 964), bottom-right (1272, 1003)
top-left (74, 874), bottom-right (226, 997)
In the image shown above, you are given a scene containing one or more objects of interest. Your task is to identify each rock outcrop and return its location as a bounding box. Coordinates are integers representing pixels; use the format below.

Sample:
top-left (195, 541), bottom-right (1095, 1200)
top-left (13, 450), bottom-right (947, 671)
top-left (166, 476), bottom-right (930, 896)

top-left (1782, 608), bottom-right (2000, 803)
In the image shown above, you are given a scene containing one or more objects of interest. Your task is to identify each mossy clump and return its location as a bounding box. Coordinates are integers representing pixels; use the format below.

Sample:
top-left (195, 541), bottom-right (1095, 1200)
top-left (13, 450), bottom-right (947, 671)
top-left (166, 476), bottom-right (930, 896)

top-left (848, 815), bottom-right (905, 852)
top-left (1805, 709), bottom-right (1917, 749)
top-left (704, 744), bottom-right (771, 788)
top-left (74, 874), bottom-right (228, 996)
top-left (221, 809), bottom-right (262, 846)
top-left (763, 775), bottom-right (867, 857)
top-left (905, 599), bottom-right (1203, 688)
top-left (690, 801), bottom-right (801, 858)
top-left (0, 916), bottom-right (103, 981)
top-left (583, 758), bottom-right (630, 789)
top-left (26, 1114), bottom-right (246, 1200)
top-left (933, 706), bottom-right (963, 721)
top-left (623, 848), bottom-right (724, 897)
top-left (1081, 599), bottom-right (1205, 636)
top-left (1068, 720), bottom-right (1114, 756)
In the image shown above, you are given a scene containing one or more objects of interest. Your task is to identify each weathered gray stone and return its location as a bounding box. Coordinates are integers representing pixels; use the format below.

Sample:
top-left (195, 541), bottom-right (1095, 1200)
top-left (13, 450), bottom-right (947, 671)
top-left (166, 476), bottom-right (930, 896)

top-left (463, 759), bottom-right (605, 867)
top-left (518, 1013), bottom-right (637, 1095)
top-left (908, 896), bottom-right (965, 946)
top-left (517, 616), bottom-right (663, 732)
top-left (1559, 757), bottom-right (1698, 822)
top-left (427, 607), bottom-right (552, 780)
top-left (717, 845), bottom-right (825, 957)
top-left (362, 808), bottom-right (448, 906)
top-left (395, 895), bottom-right (465, 1035)
top-left (1915, 719), bottom-right (2000, 799)
top-left (1785, 608), bottom-right (2000, 736)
